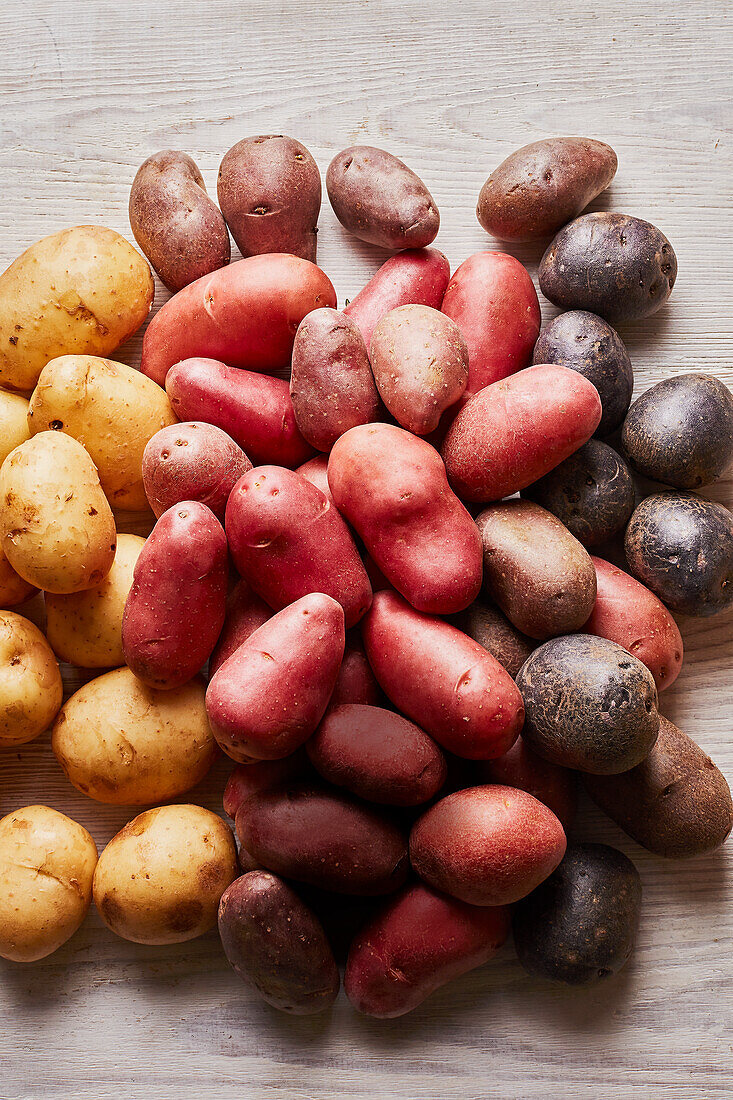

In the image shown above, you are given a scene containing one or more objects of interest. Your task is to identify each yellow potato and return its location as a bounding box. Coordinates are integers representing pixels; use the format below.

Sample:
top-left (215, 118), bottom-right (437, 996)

top-left (0, 225), bottom-right (154, 392)
top-left (52, 667), bottom-right (217, 804)
top-left (0, 542), bottom-right (37, 608)
top-left (0, 390), bottom-right (30, 467)
top-left (93, 805), bottom-right (237, 944)
top-left (45, 533), bottom-right (145, 667)
top-left (28, 356), bottom-right (177, 511)
top-left (0, 611), bottom-right (63, 747)
top-left (0, 432), bottom-right (116, 594)
top-left (0, 805), bottom-right (98, 961)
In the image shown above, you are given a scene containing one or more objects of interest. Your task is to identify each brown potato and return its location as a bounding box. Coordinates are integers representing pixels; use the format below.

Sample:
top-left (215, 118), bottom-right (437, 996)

top-left (450, 599), bottom-right (536, 679)
top-left (476, 137), bottom-right (617, 242)
top-left (0, 611), bottom-right (63, 747)
top-left (476, 500), bottom-right (597, 640)
top-left (129, 150), bottom-right (231, 291)
top-left (218, 135), bottom-right (321, 261)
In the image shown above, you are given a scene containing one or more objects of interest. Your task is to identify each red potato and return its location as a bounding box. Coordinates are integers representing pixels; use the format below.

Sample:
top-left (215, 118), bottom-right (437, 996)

top-left (296, 454), bottom-right (333, 503)
top-left (329, 633), bottom-right (381, 708)
top-left (344, 248), bottom-right (451, 348)
top-left (121, 502), bottom-right (228, 690)
top-left (140, 254), bottom-right (336, 386)
top-left (478, 737), bottom-right (578, 831)
top-left (410, 785), bottom-right (567, 906)
top-left (307, 704), bottom-right (447, 806)
top-left (290, 309), bottom-right (382, 451)
top-left (223, 751), bottom-right (311, 818)
top-left (225, 466), bottom-right (372, 628)
top-left (142, 422), bottom-right (251, 521)
top-left (205, 593), bottom-right (345, 761)
top-left (585, 557), bottom-right (684, 692)
top-left (442, 364), bottom-right (602, 503)
top-left (441, 252), bottom-right (541, 394)
top-left (166, 358), bottom-right (314, 468)
top-left (328, 424), bottom-right (482, 615)
top-left (344, 883), bottom-right (510, 1017)
top-left (209, 579), bottom-right (271, 677)
top-left (362, 591), bottom-right (524, 760)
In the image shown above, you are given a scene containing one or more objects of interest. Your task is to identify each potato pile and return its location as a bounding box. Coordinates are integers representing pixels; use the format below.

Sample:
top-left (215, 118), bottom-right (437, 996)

top-left (0, 134), bottom-right (731, 1018)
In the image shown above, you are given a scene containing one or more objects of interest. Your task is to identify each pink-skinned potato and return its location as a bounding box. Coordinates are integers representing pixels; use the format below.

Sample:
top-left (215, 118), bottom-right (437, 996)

top-left (296, 454), bottom-right (334, 503)
top-left (140, 254), bottom-right (336, 386)
top-left (442, 363), bottom-right (602, 502)
top-left (345, 883), bottom-right (510, 1017)
top-left (121, 502), bottom-right (228, 689)
top-left (329, 632), bottom-right (381, 709)
top-left (209, 579), bottom-right (272, 678)
top-left (362, 591), bottom-right (524, 760)
top-left (478, 737), bottom-right (577, 830)
top-left (225, 466), bottom-right (372, 628)
top-left (441, 251), bottom-right (541, 394)
top-left (585, 557), bottom-right (684, 692)
top-left (205, 593), bottom-right (345, 762)
top-left (328, 424), bottom-right (482, 615)
top-left (166, 358), bottom-right (314, 468)
top-left (344, 247), bottom-right (451, 348)
top-left (143, 421), bottom-right (252, 520)
top-left (410, 785), bottom-right (567, 906)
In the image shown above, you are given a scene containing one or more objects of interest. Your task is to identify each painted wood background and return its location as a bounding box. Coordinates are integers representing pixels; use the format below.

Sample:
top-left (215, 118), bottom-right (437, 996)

top-left (0, 1), bottom-right (731, 1096)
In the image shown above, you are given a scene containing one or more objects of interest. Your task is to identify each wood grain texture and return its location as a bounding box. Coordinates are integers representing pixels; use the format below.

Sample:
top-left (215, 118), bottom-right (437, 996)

top-left (1, 0), bottom-right (732, 1096)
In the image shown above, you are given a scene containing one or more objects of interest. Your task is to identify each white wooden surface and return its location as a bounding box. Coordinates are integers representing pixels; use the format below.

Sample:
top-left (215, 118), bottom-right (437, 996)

top-left (1, 1), bottom-right (732, 1096)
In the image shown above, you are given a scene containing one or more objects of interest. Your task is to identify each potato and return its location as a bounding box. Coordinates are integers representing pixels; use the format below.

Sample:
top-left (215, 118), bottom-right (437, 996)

top-left (142, 421), bottom-right (250, 521)
top-left (219, 871), bottom-right (339, 1014)
top-left (362, 591), bottom-right (524, 760)
top-left (516, 634), bottom-right (659, 774)
top-left (218, 135), bottom-right (321, 262)
top-left (513, 844), bottom-right (642, 984)
top-left (235, 783), bottom-right (408, 895)
top-left (369, 305), bottom-right (468, 435)
top-left (411, 786), bottom-right (566, 907)
top-left (166, 357), bottom-right (314, 468)
top-left (296, 453), bottom-right (333, 502)
top-left (478, 738), bottom-right (577, 831)
top-left (209, 579), bottom-right (271, 678)
top-left (329, 633), bottom-right (381, 709)
top-left (223, 752), bottom-right (311, 819)
top-left (326, 146), bottom-right (439, 250)
top-left (307, 704), bottom-right (446, 806)
top-left (476, 137), bottom-right (617, 242)
top-left (442, 364), bottom-right (602, 503)
top-left (521, 441), bottom-right (636, 548)
top-left (539, 213), bottom-right (677, 322)
top-left (290, 308), bottom-right (381, 451)
top-left (225, 466), bottom-right (372, 628)
top-left (0, 805), bottom-right (97, 961)
top-left (344, 247), bottom-right (451, 347)
top-left (624, 492), bottom-right (733, 616)
top-left (129, 150), bottom-right (231, 291)
top-left (45, 533), bottom-right (144, 668)
top-left (450, 599), bottom-right (535, 679)
top-left (532, 310), bottom-right (633, 437)
top-left (28, 354), bottom-right (177, 511)
top-left (51, 667), bottom-right (216, 804)
top-left (141, 254), bottom-right (336, 386)
top-left (0, 543), bottom-right (37, 608)
top-left (0, 432), bottom-right (116, 594)
top-left (586, 557), bottom-right (684, 692)
top-left (0, 390), bottom-right (30, 467)
top-left (477, 500), bottom-right (597, 640)
top-left (93, 805), bottom-right (237, 945)
top-left (328, 424), bottom-right (482, 615)
top-left (621, 373), bottom-right (733, 489)
top-left (0, 611), bottom-right (62, 747)
top-left (0, 225), bottom-right (153, 393)
top-left (584, 717), bottom-right (733, 858)
top-left (206, 593), bottom-right (345, 762)
top-left (344, 883), bottom-right (510, 1017)
top-left (441, 252), bottom-right (541, 394)
top-left (122, 502), bottom-right (228, 689)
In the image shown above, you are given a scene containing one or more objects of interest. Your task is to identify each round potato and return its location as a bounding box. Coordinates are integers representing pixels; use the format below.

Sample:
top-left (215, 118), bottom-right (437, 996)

top-left (45, 533), bottom-right (145, 668)
top-left (0, 432), bottom-right (116, 594)
top-left (93, 805), bottom-right (237, 944)
top-left (129, 150), bottom-right (231, 291)
top-left (0, 390), bottom-right (31, 468)
top-left (142, 421), bottom-right (251, 520)
top-left (52, 666), bottom-right (217, 805)
top-left (0, 225), bottom-right (153, 392)
top-left (0, 611), bottom-right (63, 747)
top-left (0, 542), bottom-right (37, 608)
top-left (28, 354), bottom-right (177, 511)
top-left (0, 805), bottom-right (97, 961)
